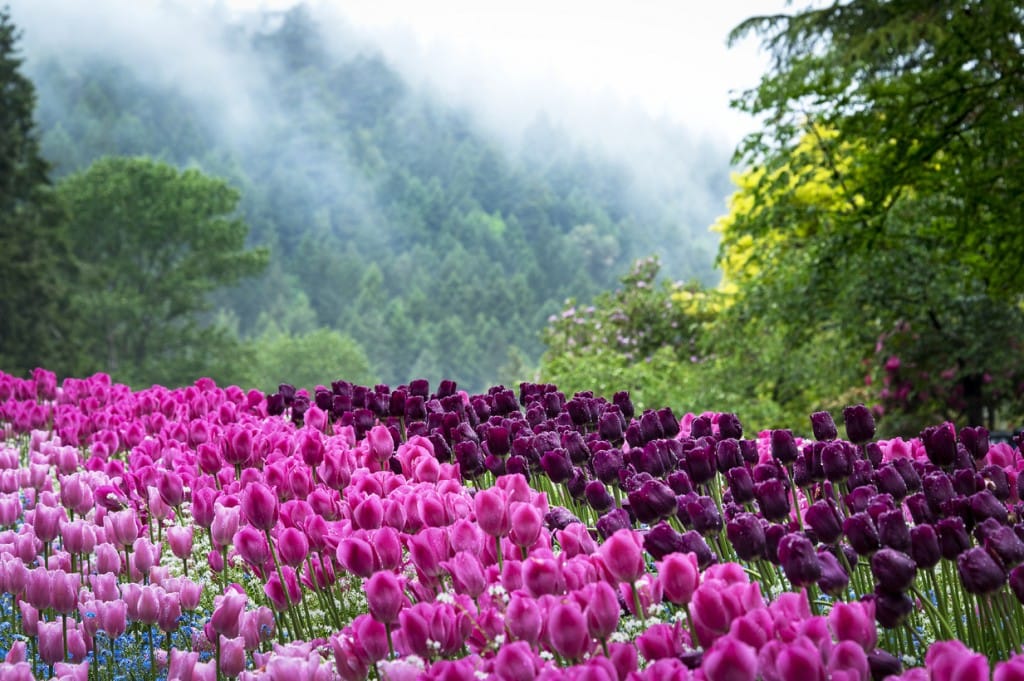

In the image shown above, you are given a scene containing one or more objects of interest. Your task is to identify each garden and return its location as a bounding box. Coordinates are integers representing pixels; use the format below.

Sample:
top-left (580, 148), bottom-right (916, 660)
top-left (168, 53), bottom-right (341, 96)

top-left (0, 368), bottom-right (1023, 680)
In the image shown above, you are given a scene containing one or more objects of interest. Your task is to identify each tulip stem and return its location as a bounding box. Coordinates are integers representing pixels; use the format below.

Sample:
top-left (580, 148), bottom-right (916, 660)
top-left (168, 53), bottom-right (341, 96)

top-left (495, 535), bottom-right (503, 571)
top-left (630, 581), bottom-right (645, 621)
top-left (265, 529), bottom-right (302, 640)
top-left (385, 622), bottom-right (395, 659)
top-left (909, 585), bottom-right (954, 640)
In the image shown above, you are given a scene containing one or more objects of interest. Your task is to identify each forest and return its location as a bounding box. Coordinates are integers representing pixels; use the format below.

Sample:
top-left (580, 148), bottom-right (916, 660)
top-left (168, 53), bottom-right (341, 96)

top-left (3, 1), bottom-right (1024, 436)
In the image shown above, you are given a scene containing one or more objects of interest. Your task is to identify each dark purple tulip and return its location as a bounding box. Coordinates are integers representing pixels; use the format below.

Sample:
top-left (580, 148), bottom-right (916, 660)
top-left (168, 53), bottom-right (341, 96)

top-left (540, 449), bottom-right (573, 484)
top-left (877, 510), bottom-right (911, 552)
top-left (633, 442), bottom-right (667, 477)
top-left (810, 411), bottom-right (838, 441)
top-left (778, 533), bottom-right (822, 587)
top-left (848, 459), bottom-right (875, 490)
top-left (685, 442), bottom-right (717, 485)
top-left (629, 480), bottom-right (677, 524)
top-left (561, 431), bottom-right (589, 465)
top-left (970, 489), bottom-right (1008, 524)
top-left (585, 481), bottom-right (615, 515)
top-left (953, 469), bottom-right (978, 496)
top-left (566, 468), bottom-right (587, 500)
top-left (612, 391), bottom-right (634, 419)
top-left (874, 465), bottom-right (908, 501)
top-left (959, 426), bottom-right (990, 460)
top-left (485, 426), bottom-right (511, 457)
top-left (873, 588), bottom-right (913, 628)
top-left (596, 508), bottom-right (632, 540)
top-left (870, 548), bottom-right (916, 593)
top-left (726, 513), bottom-right (765, 561)
top-left (725, 467), bottom-right (754, 504)
top-left (690, 415), bottom-right (713, 439)
top-left (842, 404), bottom-right (876, 444)
top-left (821, 442), bottom-right (852, 482)
top-left (636, 411), bottom-right (662, 444)
top-left (805, 500), bottom-right (843, 545)
top-left (982, 524), bottom-right (1024, 568)
top-left (593, 449), bottom-right (623, 485)
top-left (545, 507), bottom-right (580, 531)
top-left (667, 470), bottom-right (694, 495)
top-left (753, 461), bottom-right (784, 483)
top-left (454, 440), bottom-right (485, 478)
top-left (981, 465), bottom-right (1010, 501)
top-left (792, 456), bottom-right (813, 489)
top-left (644, 522), bottom-right (685, 560)
top-left (865, 443), bottom-right (884, 467)
top-left (843, 512), bottom-right (880, 556)
top-left (718, 413), bottom-right (743, 440)
top-left (739, 439), bottom-right (759, 465)
top-left (937, 517), bottom-right (971, 560)
top-left (266, 393), bottom-right (286, 416)
top-left (598, 410), bottom-right (624, 443)
top-left (817, 549), bottom-right (850, 596)
top-left (566, 398), bottom-right (591, 427)
top-left (764, 523), bottom-right (787, 564)
top-left (923, 472), bottom-right (956, 514)
top-left (754, 479), bottom-right (791, 523)
top-left (1010, 565), bottom-right (1024, 605)
top-left (868, 649), bottom-right (903, 681)
top-left (715, 439), bottom-right (744, 472)
top-left (404, 395), bottom-right (427, 421)
top-left (770, 430), bottom-right (799, 465)
top-left (905, 493), bottom-right (935, 526)
top-left (909, 524), bottom-right (941, 569)
top-left (892, 458), bottom-right (921, 492)
top-left (687, 496), bottom-right (723, 535)
top-left (657, 407), bottom-right (680, 438)
top-left (679, 530), bottom-right (716, 569)
top-left (846, 485), bottom-right (876, 514)
top-left (921, 423), bottom-right (957, 467)
top-left (958, 546), bottom-right (1006, 594)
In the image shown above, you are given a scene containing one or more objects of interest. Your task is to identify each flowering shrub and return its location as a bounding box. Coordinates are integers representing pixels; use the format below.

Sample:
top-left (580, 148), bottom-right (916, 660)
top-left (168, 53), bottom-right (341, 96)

top-left (0, 369), bottom-right (1023, 680)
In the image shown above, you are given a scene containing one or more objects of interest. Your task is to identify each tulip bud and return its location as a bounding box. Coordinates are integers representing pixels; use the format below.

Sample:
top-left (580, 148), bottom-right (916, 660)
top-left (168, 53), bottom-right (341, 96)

top-left (804, 500), bottom-right (843, 545)
top-left (599, 529), bottom-right (646, 584)
top-left (958, 546), bottom-right (1006, 595)
top-left (548, 602), bottom-right (589, 661)
top-left (241, 482), bottom-right (278, 532)
top-left (870, 548), bottom-right (917, 593)
top-left (842, 404), bottom-right (876, 444)
top-left (770, 430), bottom-right (799, 464)
top-left (810, 411), bottom-right (838, 441)
top-left (843, 512), bottom-right (880, 556)
top-left (585, 481), bottom-right (615, 515)
top-left (366, 571), bottom-right (405, 624)
top-left (778, 533), bottom-right (821, 587)
top-left (921, 423), bottom-right (957, 468)
top-left (727, 513), bottom-right (766, 561)
top-left (755, 479), bottom-right (791, 523)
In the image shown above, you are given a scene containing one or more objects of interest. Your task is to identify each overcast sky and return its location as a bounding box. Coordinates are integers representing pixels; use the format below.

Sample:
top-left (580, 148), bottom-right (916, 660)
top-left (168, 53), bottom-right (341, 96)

top-left (223, 0), bottom-right (797, 148)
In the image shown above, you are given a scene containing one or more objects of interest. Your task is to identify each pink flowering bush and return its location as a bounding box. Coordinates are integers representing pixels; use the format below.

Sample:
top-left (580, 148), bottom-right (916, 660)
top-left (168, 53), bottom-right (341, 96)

top-left (0, 369), bottom-right (1022, 681)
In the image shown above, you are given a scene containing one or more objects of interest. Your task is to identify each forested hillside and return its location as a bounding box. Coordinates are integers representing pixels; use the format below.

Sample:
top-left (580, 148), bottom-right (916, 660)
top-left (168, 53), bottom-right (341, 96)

top-left (13, 3), bottom-right (730, 392)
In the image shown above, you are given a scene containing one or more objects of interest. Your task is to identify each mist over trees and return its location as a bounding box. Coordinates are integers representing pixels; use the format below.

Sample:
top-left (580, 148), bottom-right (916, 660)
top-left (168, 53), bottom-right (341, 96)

top-left (5, 1), bottom-right (732, 393)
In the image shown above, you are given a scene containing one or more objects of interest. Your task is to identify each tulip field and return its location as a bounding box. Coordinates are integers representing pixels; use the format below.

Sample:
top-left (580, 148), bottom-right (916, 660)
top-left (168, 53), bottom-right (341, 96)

top-left (0, 369), bottom-right (1023, 680)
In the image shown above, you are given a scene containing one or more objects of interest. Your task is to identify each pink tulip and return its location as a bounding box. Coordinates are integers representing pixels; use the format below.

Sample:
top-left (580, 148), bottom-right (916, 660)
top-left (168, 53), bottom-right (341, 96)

top-left (210, 503), bottom-right (240, 548)
top-left (241, 482), bottom-right (279, 532)
top-left (522, 555), bottom-right (564, 597)
top-left (167, 525), bottom-right (194, 560)
top-left (37, 619), bottom-right (64, 664)
top-left (495, 641), bottom-right (537, 681)
top-left (33, 502), bottom-right (65, 543)
top-left (659, 552), bottom-right (701, 606)
top-left (926, 640), bottom-right (989, 681)
top-left (99, 599), bottom-right (127, 638)
top-left (233, 527), bottom-right (270, 569)
top-left (584, 581), bottom-right (621, 640)
top-left (169, 649), bottom-right (200, 681)
top-left (352, 495), bottom-right (384, 530)
top-left (210, 587), bottom-right (247, 639)
top-left (264, 566), bottom-right (301, 611)
top-left (776, 636), bottom-right (825, 681)
top-left (995, 655), bottom-right (1024, 681)
top-left (510, 501), bottom-right (544, 550)
top-left (353, 614), bottom-right (389, 663)
top-left (474, 487), bottom-right (510, 538)
top-left (704, 635), bottom-right (758, 681)
top-left (366, 570), bottom-right (405, 624)
top-left (599, 529), bottom-right (646, 584)
top-left (367, 425), bottom-right (394, 463)
top-left (132, 537), bottom-right (161, 575)
top-left (219, 636), bottom-right (246, 678)
top-left (277, 527), bottom-right (309, 568)
top-left (51, 570), bottom-right (80, 614)
top-left (828, 600), bottom-right (877, 652)
top-left (443, 550), bottom-right (487, 598)
top-left (548, 601), bottom-right (590, 661)
top-left (104, 508), bottom-right (139, 547)
top-left (158, 470), bottom-right (185, 508)
top-left (372, 527), bottom-right (403, 572)
top-left (506, 593), bottom-right (542, 645)
top-left (336, 536), bottom-right (377, 578)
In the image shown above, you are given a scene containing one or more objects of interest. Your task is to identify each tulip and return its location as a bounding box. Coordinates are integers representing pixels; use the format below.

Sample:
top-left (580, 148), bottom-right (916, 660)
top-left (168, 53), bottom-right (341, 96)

top-left (755, 479), bottom-right (791, 523)
top-left (810, 411), bottom-right (838, 441)
top-left (38, 619), bottom-right (64, 665)
top-left (704, 636), bottom-right (758, 681)
top-left (958, 546), bottom-right (1007, 595)
top-left (921, 423), bottom-right (957, 468)
top-left (506, 593), bottom-right (542, 645)
top-left (494, 641), bottom-right (536, 681)
top-left (804, 500), bottom-right (843, 545)
top-left (584, 580), bottom-right (621, 640)
top-left (871, 548), bottom-right (917, 593)
top-left (220, 635), bottom-right (246, 678)
top-left (443, 551), bottom-right (486, 598)
top-left (509, 502), bottom-right (544, 551)
top-left (475, 488), bottom-right (510, 538)
top-left (366, 571), bottom-right (405, 624)
top-left (778, 533), bottom-right (822, 587)
top-left (234, 526), bottom-right (270, 569)
top-left (658, 551), bottom-right (700, 606)
top-left (241, 482), bottom-right (279, 532)
top-left (599, 529), bottom-right (646, 584)
top-left (877, 509), bottom-right (911, 552)
top-left (210, 588), bottom-right (247, 639)
top-left (548, 601), bottom-right (589, 661)
top-left (843, 512), bottom-right (880, 556)
top-left (926, 640), bottom-right (989, 681)
top-left (585, 481), bottom-right (615, 515)
top-left (842, 404), bottom-right (876, 444)
top-left (727, 513), bottom-right (766, 562)
top-left (278, 527), bottom-right (309, 568)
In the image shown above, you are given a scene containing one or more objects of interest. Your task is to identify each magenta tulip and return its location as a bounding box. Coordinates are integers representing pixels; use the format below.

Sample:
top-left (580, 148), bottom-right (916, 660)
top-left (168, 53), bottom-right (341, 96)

top-left (241, 482), bottom-right (279, 532)
top-left (474, 487), bottom-right (510, 538)
top-left (495, 641), bottom-right (537, 681)
top-left (278, 527), bottom-right (309, 568)
top-left (599, 529), bottom-right (646, 584)
top-left (584, 580), bottom-right (621, 640)
top-left (366, 571), bottom-right (405, 624)
top-left (167, 525), bottom-right (194, 560)
top-left (548, 601), bottom-right (590, 661)
top-left (658, 551), bottom-right (700, 606)
top-left (233, 526), bottom-right (270, 569)
top-left (510, 501), bottom-right (544, 550)
top-left (219, 635), bottom-right (246, 678)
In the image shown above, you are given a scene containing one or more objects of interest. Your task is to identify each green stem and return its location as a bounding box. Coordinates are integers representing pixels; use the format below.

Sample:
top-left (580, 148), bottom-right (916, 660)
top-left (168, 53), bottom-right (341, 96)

top-left (910, 585), bottom-right (955, 640)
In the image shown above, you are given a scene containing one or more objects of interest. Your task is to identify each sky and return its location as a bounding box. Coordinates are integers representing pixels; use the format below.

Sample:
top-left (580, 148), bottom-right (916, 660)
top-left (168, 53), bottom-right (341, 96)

top-left (222, 0), bottom-right (797, 148)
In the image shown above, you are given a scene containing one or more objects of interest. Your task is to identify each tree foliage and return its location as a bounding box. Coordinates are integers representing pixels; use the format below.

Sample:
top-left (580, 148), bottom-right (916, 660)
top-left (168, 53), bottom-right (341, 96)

top-left (0, 9), bottom-right (74, 376)
top-left (57, 156), bottom-right (268, 387)
top-left (719, 0), bottom-right (1024, 431)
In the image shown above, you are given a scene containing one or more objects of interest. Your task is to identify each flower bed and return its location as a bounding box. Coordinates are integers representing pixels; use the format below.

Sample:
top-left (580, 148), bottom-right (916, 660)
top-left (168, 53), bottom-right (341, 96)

top-left (0, 369), bottom-right (1023, 680)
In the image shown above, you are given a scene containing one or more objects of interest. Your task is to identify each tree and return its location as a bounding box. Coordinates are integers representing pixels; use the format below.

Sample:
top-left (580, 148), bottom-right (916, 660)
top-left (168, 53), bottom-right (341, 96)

top-left (57, 156), bottom-right (268, 387)
top-left (720, 0), bottom-right (1024, 430)
top-left (0, 9), bottom-right (75, 377)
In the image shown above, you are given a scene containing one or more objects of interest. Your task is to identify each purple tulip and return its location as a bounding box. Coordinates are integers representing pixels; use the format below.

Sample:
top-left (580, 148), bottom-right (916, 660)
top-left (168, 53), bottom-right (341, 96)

top-left (804, 500), bottom-right (843, 545)
top-left (726, 513), bottom-right (766, 562)
top-left (241, 482), bottom-right (279, 532)
top-left (810, 411), bottom-right (838, 441)
top-left (778, 533), bottom-right (822, 587)
top-left (755, 479), bottom-right (791, 523)
top-left (871, 548), bottom-right (917, 593)
top-left (958, 546), bottom-right (1007, 594)
top-left (842, 404), bottom-right (876, 444)
top-left (921, 423), bottom-right (958, 468)
top-left (599, 529), bottom-right (646, 584)
top-left (494, 641), bottom-right (537, 681)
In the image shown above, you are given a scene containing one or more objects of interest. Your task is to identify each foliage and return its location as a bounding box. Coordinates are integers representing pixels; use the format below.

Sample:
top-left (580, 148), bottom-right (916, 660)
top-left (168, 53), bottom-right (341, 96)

top-left (716, 0), bottom-right (1024, 432)
top-left (243, 325), bottom-right (376, 394)
top-left (0, 9), bottom-right (75, 376)
top-left (56, 156), bottom-right (268, 387)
